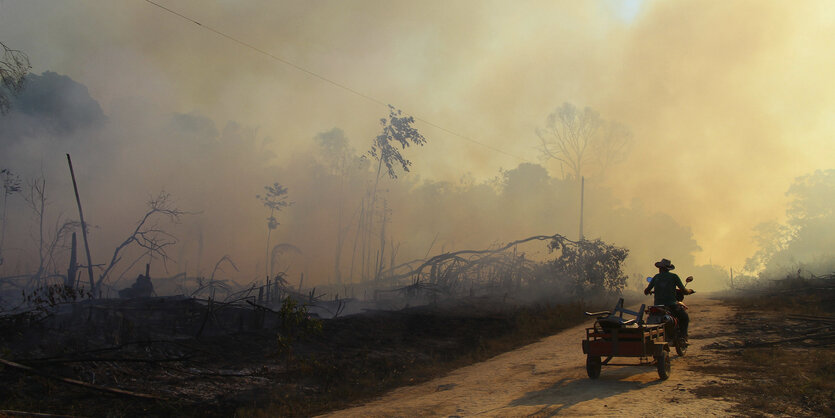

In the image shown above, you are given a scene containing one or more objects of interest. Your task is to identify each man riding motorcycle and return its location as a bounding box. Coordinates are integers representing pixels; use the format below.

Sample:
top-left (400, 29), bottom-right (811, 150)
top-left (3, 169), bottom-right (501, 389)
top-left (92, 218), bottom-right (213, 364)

top-left (644, 258), bottom-right (694, 340)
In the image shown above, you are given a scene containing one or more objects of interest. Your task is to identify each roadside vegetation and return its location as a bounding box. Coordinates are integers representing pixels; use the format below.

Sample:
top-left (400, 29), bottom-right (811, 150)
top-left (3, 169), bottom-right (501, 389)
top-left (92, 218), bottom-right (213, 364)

top-left (238, 297), bottom-right (613, 417)
top-left (0, 295), bottom-right (613, 417)
top-left (693, 275), bottom-right (835, 417)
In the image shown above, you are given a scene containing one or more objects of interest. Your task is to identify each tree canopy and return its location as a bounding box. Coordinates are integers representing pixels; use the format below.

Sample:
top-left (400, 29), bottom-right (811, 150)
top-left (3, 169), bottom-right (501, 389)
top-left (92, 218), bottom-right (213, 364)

top-left (536, 102), bottom-right (630, 180)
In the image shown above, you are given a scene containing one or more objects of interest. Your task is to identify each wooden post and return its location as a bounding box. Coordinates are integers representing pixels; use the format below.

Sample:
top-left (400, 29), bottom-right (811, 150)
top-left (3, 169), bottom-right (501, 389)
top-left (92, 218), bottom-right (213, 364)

top-left (66, 154), bottom-right (96, 294)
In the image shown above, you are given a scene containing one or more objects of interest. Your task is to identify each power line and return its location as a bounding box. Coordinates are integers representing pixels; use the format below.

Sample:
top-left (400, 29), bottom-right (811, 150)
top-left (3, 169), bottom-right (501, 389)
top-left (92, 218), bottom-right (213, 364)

top-left (143, 0), bottom-right (530, 163)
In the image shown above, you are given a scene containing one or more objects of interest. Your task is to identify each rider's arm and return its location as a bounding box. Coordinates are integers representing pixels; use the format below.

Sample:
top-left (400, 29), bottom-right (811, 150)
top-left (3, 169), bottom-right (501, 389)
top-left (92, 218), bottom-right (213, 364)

top-left (644, 278), bottom-right (655, 295)
top-left (675, 276), bottom-right (695, 294)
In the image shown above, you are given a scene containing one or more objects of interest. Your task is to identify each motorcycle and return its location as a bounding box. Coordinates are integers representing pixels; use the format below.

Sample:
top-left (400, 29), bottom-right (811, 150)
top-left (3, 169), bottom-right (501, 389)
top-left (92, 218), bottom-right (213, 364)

top-left (645, 276), bottom-right (694, 356)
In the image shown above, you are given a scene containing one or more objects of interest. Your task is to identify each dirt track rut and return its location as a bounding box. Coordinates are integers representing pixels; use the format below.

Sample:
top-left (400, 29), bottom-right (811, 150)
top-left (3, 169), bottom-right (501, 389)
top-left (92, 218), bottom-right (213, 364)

top-left (323, 296), bottom-right (738, 417)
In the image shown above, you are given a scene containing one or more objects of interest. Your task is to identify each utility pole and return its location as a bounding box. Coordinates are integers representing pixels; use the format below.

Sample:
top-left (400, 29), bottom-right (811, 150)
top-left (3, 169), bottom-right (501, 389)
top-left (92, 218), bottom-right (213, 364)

top-left (579, 176), bottom-right (585, 241)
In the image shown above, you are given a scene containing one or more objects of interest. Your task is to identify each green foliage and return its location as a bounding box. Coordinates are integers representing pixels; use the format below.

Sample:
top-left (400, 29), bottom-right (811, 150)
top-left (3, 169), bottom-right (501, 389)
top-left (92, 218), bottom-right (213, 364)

top-left (276, 297), bottom-right (322, 366)
top-left (256, 182), bottom-right (291, 230)
top-left (368, 105), bottom-right (427, 179)
top-left (548, 237), bottom-right (629, 295)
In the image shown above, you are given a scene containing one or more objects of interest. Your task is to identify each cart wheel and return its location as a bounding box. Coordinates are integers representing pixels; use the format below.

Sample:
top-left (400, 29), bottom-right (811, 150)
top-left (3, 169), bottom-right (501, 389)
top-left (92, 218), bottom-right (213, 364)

top-left (586, 355), bottom-right (602, 379)
top-left (656, 351), bottom-right (671, 380)
top-left (675, 337), bottom-right (688, 356)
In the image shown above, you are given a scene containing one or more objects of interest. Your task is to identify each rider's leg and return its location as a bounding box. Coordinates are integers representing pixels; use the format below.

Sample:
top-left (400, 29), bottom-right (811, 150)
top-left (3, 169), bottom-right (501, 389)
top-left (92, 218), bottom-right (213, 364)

top-left (671, 305), bottom-right (690, 339)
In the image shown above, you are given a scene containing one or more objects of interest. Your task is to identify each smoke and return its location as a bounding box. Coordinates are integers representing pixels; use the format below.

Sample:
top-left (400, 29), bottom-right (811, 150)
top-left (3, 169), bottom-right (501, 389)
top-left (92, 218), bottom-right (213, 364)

top-left (0, 73), bottom-right (713, 292)
top-left (746, 169), bottom-right (835, 279)
top-left (1, 1), bottom-right (834, 292)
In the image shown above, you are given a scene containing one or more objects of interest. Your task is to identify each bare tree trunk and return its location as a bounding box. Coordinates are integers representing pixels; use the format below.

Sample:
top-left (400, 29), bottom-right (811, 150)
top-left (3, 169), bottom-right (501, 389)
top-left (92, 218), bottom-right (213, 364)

top-left (266, 207), bottom-right (274, 279)
top-left (375, 200), bottom-right (387, 281)
top-left (196, 227), bottom-right (204, 277)
top-left (333, 156), bottom-right (347, 284)
top-left (351, 197), bottom-right (365, 283)
top-left (334, 223), bottom-right (343, 284)
top-left (363, 158), bottom-right (385, 281)
top-left (35, 179), bottom-right (45, 282)
top-left (22, 177), bottom-right (47, 285)
top-left (0, 190), bottom-right (8, 265)
top-left (389, 239), bottom-right (399, 281)
top-left (66, 232), bottom-right (77, 288)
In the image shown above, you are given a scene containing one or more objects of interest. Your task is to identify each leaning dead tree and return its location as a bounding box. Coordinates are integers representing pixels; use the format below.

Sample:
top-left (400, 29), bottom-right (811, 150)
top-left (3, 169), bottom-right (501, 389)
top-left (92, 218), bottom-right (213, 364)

top-left (95, 192), bottom-right (186, 295)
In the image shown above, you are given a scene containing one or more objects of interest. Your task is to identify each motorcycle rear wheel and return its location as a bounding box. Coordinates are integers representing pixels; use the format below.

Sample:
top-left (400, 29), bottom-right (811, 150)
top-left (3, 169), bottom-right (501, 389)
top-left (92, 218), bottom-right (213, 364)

top-left (675, 337), bottom-right (688, 356)
top-left (656, 350), bottom-right (671, 380)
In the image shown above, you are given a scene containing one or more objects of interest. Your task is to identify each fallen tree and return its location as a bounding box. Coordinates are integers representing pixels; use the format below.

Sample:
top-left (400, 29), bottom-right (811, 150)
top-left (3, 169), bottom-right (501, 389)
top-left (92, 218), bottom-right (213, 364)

top-left (372, 233), bottom-right (629, 300)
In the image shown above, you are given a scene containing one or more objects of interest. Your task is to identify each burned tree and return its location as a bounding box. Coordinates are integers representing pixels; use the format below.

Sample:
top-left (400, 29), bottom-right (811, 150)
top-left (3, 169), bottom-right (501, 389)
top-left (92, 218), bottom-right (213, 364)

top-left (23, 177), bottom-right (49, 282)
top-left (18, 176), bottom-right (79, 288)
top-left (315, 129), bottom-right (361, 284)
top-left (0, 41), bottom-right (31, 114)
top-left (365, 233), bottom-right (629, 302)
top-left (96, 192), bottom-right (185, 295)
top-left (0, 168), bottom-right (22, 265)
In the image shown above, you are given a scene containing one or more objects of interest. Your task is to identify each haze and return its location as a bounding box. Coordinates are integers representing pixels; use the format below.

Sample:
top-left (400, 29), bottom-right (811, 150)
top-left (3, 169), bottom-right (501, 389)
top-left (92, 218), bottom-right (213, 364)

top-left (1, 0), bottom-right (834, 292)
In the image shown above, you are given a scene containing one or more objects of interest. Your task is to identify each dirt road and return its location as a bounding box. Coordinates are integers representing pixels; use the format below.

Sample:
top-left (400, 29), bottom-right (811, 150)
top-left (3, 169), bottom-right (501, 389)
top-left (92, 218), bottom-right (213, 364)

top-left (324, 296), bottom-right (737, 417)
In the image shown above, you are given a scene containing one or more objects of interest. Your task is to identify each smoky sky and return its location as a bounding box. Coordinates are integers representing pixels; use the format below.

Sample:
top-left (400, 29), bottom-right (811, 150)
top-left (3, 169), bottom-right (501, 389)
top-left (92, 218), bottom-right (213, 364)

top-left (1, 0), bottom-right (834, 287)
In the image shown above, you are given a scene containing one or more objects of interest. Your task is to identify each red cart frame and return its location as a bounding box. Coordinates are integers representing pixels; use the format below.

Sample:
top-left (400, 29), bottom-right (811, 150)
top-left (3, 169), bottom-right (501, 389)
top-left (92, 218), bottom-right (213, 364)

top-left (581, 298), bottom-right (671, 379)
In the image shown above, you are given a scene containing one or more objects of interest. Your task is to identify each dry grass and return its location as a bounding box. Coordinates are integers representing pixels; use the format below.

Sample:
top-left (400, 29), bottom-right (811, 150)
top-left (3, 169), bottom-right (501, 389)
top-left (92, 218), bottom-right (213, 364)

top-left (692, 282), bottom-right (835, 417)
top-left (694, 347), bottom-right (834, 417)
top-left (0, 296), bottom-right (610, 417)
top-left (234, 299), bottom-right (607, 417)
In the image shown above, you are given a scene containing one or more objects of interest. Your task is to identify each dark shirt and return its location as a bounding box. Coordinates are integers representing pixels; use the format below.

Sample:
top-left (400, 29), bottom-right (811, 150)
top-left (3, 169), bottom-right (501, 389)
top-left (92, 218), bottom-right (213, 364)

top-left (647, 271), bottom-right (685, 306)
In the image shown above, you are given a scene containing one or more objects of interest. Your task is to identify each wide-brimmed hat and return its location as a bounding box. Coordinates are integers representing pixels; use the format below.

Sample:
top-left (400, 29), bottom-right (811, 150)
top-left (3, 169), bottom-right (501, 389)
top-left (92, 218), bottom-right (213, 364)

top-left (654, 258), bottom-right (675, 270)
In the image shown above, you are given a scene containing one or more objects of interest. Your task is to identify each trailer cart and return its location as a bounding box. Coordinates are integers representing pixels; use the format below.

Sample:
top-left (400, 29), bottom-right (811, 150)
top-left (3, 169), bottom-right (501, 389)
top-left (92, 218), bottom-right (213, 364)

top-left (581, 298), bottom-right (671, 380)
